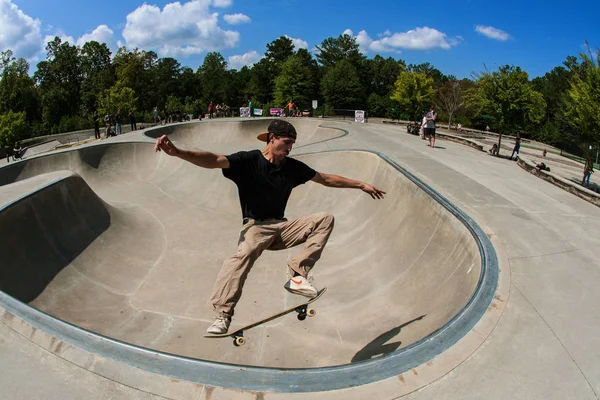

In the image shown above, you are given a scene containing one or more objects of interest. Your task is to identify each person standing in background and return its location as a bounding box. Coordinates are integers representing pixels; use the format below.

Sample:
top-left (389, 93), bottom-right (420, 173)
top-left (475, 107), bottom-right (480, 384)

top-left (424, 106), bottom-right (437, 148)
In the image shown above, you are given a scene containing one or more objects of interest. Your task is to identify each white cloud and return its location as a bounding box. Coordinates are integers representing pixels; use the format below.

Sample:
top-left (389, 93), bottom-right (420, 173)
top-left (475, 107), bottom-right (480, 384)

top-left (76, 25), bottom-right (115, 48)
top-left (228, 50), bottom-right (261, 69)
top-left (285, 35), bottom-right (308, 50)
top-left (474, 25), bottom-right (510, 41)
top-left (223, 13), bottom-right (250, 24)
top-left (343, 29), bottom-right (353, 36)
top-left (378, 30), bottom-right (391, 38)
top-left (122, 1), bottom-right (240, 57)
top-left (0, 0), bottom-right (44, 60)
top-left (213, 0), bottom-right (232, 7)
top-left (347, 27), bottom-right (461, 54)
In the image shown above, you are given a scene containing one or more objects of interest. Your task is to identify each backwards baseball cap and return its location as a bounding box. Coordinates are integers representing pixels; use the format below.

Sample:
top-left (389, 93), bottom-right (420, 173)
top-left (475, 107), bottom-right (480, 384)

top-left (257, 119), bottom-right (297, 142)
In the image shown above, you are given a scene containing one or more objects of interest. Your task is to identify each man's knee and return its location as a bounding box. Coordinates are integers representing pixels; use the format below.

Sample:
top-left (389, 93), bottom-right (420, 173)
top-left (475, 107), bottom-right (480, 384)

top-left (316, 212), bottom-right (335, 229)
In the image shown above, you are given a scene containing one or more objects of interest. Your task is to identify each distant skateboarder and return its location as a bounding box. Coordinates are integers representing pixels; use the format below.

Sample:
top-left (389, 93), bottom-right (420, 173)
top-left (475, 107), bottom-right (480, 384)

top-left (154, 120), bottom-right (385, 334)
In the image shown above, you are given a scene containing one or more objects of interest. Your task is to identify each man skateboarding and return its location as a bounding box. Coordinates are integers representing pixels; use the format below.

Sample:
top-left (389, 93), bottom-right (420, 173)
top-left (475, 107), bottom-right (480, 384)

top-left (154, 120), bottom-right (385, 334)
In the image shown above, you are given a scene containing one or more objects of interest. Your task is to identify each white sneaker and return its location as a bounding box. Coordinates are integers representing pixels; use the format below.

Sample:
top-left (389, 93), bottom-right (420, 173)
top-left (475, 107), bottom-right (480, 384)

top-left (206, 316), bottom-right (231, 334)
top-left (284, 276), bottom-right (318, 298)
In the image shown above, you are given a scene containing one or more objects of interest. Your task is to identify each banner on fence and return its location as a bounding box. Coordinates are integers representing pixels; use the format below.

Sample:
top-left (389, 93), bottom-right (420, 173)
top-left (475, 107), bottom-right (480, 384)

top-left (253, 108), bottom-right (263, 116)
top-left (239, 107), bottom-right (250, 117)
top-left (355, 110), bottom-right (365, 123)
top-left (270, 108), bottom-right (284, 116)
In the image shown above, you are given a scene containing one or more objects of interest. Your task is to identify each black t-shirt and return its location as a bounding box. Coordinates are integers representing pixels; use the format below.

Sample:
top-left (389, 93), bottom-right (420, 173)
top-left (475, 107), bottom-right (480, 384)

top-left (223, 150), bottom-right (316, 220)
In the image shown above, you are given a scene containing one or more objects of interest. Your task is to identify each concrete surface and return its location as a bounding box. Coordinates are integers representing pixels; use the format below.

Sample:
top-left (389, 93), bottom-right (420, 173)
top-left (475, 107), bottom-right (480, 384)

top-left (0, 117), bottom-right (599, 399)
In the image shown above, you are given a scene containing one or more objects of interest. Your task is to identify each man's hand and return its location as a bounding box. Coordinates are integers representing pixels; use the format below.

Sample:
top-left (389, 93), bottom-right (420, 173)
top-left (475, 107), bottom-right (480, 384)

top-left (361, 183), bottom-right (386, 200)
top-left (155, 135), bottom-right (179, 156)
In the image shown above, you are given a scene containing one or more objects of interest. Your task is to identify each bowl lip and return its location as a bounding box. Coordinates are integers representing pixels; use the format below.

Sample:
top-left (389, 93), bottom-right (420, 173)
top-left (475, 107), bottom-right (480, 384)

top-left (0, 136), bottom-right (499, 393)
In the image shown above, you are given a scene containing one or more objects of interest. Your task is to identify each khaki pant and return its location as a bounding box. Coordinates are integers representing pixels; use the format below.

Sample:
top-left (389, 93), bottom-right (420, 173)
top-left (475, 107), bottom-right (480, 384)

top-left (208, 212), bottom-right (334, 317)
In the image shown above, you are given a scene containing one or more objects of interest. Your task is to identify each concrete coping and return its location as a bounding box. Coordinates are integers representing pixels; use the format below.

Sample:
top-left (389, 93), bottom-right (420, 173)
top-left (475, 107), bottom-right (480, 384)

top-left (435, 132), bottom-right (484, 152)
top-left (517, 155), bottom-right (600, 207)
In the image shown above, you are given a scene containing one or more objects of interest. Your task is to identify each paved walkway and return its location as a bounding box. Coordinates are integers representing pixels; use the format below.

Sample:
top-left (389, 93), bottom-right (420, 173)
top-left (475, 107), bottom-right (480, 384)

top-left (1, 120), bottom-right (599, 399)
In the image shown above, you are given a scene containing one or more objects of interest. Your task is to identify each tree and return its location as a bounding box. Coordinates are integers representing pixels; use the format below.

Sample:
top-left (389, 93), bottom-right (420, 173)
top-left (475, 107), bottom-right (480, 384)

top-left (265, 36), bottom-right (295, 64)
top-left (274, 54), bottom-right (316, 109)
top-left (80, 41), bottom-right (115, 114)
top-left (35, 37), bottom-right (83, 128)
top-left (315, 34), bottom-right (364, 69)
top-left (155, 57), bottom-right (182, 104)
top-left (407, 62), bottom-right (448, 87)
top-left (247, 58), bottom-right (273, 105)
top-left (465, 65), bottom-right (546, 133)
top-left (321, 60), bottom-right (363, 110)
top-left (198, 52), bottom-right (228, 104)
top-left (0, 110), bottom-right (28, 148)
top-left (98, 85), bottom-right (138, 117)
top-left (437, 80), bottom-right (464, 128)
top-left (564, 47), bottom-right (600, 144)
top-left (366, 56), bottom-right (403, 117)
top-left (0, 51), bottom-right (39, 120)
top-left (390, 71), bottom-right (436, 123)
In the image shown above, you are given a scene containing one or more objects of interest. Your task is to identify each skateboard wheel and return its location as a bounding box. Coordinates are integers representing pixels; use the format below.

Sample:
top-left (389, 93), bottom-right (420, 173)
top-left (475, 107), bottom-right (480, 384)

top-left (307, 308), bottom-right (316, 317)
top-left (234, 336), bottom-right (246, 346)
top-left (297, 314), bottom-right (306, 321)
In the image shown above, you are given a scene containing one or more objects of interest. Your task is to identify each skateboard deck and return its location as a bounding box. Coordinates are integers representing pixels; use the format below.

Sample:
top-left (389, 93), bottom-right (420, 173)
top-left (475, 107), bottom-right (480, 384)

top-left (204, 287), bottom-right (327, 346)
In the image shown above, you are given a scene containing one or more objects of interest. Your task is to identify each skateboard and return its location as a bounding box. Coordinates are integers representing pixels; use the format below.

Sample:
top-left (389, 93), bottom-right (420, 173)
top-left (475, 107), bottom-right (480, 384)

top-left (204, 288), bottom-right (327, 346)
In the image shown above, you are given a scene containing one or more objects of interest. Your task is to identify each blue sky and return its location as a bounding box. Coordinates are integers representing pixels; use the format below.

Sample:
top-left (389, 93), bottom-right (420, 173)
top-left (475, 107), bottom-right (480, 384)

top-left (2, 0), bottom-right (599, 79)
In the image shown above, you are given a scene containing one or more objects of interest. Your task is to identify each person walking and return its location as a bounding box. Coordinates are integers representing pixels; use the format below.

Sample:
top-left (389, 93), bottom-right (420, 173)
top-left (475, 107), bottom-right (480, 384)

top-left (129, 110), bottom-right (137, 131)
top-left (93, 110), bottom-right (100, 139)
top-left (424, 106), bottom-right (437, 148)
top-left (209, 101), bottom-right (214, 119)
top-left (115, 109), bottom-right (122, 135)
top-left (154, 120), bottom-right (385, 334)
top-left (510, 132), bottom-right (521, 160)
top-left (104, 112), bottom-right (111, 138)
top-left (582, 154), bottom-right (594, 187)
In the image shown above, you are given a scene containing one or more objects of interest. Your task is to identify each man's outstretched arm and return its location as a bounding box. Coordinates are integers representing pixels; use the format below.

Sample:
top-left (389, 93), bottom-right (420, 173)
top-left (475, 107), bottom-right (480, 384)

top-left (311, 172), bottom-right (385, 200)
top-left (154, 135), bottom-right (229, 169)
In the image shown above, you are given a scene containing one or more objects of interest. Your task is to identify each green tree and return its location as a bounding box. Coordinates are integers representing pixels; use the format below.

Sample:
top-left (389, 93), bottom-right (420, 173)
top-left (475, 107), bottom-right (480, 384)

top-left (321, 59), bottom-right (363, 110)
top-left (390, 71), bottom-right (436, 123)
top-left (564, 47), bottom-right (600, 144)
top-left (465, 65), bottom-right (546, 133)
top-left (265, 36), bottom-right (295, 64)
top-left (155, 57), bottom-right (182, 104)
top-left (0, 110), bottom-right (28, 148)
top-left (315, 34), bottom-right (364, 69)
top-left (0, 51), bottom-right (40, 120)
top-left (366, 56), bottom-right (403, 117)
top-left (247, 58), bottom-right (273, 105)
top-left (198, 52), bottom-right (228, 104)
top-left (34, 37), bottom-right (83, 128)
top-left (80, 41), bottom-right (115, 114)
top-left (98, 85), bottom-right (138, 117)
top-left (112, 48), bottom-right (157, 111)
top-left (274, 54), bottom-right (317, 109)
top-left (407, 62), bottom-right (448, 87)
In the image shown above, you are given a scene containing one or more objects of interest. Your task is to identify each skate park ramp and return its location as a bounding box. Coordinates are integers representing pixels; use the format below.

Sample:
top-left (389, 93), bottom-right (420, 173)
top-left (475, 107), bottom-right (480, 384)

top-left (0, 119), bottom-right (497, 391)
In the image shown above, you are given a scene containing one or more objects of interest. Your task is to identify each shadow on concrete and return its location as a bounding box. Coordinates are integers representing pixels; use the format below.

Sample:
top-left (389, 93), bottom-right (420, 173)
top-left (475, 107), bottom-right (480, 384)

top-left (351, 315), bottom-right (426, 363)
top-left (0, 175), bottom-right (110, 303)
top-left (78, 145), bottom-right (111, 169)
top-left (0, 160), bottom-right (27, 187)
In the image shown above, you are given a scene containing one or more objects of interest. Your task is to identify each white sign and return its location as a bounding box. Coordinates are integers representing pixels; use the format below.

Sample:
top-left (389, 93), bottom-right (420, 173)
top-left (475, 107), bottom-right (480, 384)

top-left (312, 100), bottom-right (318, 109)
top-left (253, 108), bottom-right (263, 116)
top-left (355, 110), bottom-right (365, 123)
top-left (239, 107), bottom-right (250, 117)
